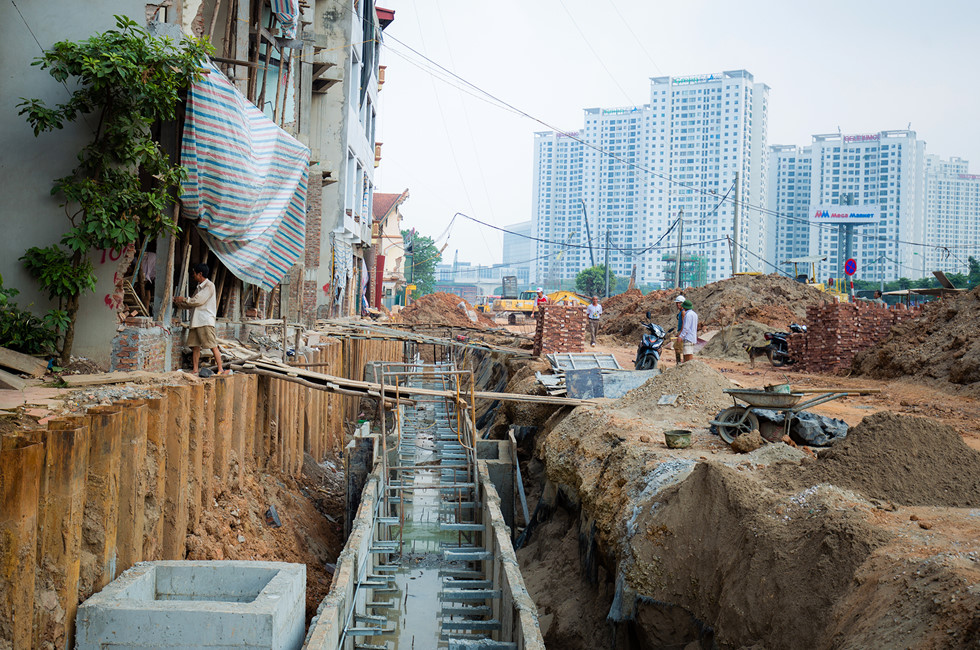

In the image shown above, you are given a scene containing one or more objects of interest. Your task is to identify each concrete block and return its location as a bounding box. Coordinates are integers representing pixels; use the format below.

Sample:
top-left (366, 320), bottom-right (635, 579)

top-left (75, 560), bottom-right (306, 649)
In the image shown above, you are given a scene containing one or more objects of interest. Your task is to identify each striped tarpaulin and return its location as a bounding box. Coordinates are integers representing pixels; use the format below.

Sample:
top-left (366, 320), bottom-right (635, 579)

top-left (180, 62), bottom-right (310, 291)
top-left (270, 0), bottom-right (299, 39)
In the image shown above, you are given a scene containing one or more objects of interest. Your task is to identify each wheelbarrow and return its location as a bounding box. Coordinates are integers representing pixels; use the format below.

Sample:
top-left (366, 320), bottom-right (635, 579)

top-left (711, 388), bottom-right (853, 444)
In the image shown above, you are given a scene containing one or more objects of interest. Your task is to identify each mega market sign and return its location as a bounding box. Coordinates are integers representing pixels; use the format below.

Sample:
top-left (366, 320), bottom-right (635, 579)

top-left (811, 207), bottom-right (879, 224)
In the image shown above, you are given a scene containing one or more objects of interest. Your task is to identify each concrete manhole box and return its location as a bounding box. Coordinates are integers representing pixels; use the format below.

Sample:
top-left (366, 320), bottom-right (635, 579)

top-left (75, 560), bottom-right (306, 649)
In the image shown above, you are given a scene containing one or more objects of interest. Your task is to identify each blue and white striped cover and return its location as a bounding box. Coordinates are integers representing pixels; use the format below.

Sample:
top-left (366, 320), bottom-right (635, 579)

top-left (180, 62), bottom-right (310, 291)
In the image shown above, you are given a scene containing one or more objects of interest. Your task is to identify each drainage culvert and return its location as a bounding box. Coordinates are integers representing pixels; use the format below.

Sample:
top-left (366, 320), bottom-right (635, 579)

top-left (305, 361), bottom-right (545, 649)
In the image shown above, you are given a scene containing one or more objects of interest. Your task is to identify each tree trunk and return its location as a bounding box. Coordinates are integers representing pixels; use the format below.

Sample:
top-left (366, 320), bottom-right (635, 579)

top-left (59, 292), bottom-right (80, 367)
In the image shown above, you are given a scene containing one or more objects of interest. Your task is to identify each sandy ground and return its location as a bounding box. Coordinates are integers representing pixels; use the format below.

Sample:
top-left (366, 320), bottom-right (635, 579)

top-left (584, 332), bottom-right (980, 452)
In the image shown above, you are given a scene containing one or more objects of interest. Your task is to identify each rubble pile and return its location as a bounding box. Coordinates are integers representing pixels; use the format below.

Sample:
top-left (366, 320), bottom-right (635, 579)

top-left (790, 301), bottom-right (921, 374)
top-left (394, 292), bottom-right (495, 328)
top-left (698, 320), bottom-right (773, 362)
top-left (852, 286), bottom-right (980, 392)
top-left (600, 274), bottom-right (828, 341)
top-left (533, 305), bottom-right (586, 356)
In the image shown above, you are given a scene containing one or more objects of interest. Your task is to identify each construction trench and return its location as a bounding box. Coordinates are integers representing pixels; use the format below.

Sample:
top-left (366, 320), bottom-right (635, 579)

top-left (3, 313), bottom-right (980, 648)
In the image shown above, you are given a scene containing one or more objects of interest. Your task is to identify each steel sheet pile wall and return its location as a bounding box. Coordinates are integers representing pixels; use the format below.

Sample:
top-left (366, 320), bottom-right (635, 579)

top-left (0, 336), bottom-right (401, 649)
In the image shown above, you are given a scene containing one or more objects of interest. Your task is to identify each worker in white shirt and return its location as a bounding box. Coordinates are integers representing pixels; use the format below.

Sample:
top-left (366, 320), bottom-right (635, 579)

top-left (586, 295), bottom-right (602, 347)
top-left (174, 263), bottom-right (224, 375)
top-left (678, 299), bottom-right (699, 363)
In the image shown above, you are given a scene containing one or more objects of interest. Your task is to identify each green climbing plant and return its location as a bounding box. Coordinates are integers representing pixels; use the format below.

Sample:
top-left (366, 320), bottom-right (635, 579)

top-left (17, 15), bottom-right (213, 364)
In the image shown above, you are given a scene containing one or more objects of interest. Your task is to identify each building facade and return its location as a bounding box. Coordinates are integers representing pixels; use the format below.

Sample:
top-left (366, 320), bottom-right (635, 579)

top-left (371, 189), bottom-right (408, 308)
top-left (923, 156), bottom-right (980, 275)
top-left (532, 70), bottom-right (770, 289)
top-left (767, 144), bottom-right (813, 268)
top-left (501, 221), bottom-right (533, 284)
top-left (766, 131), bottom-right (927, 283)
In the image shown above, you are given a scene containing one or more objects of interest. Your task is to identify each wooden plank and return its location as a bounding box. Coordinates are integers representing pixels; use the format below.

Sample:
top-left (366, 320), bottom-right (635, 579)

top-left (61, 371), bottom-right (160, 387)
top-left (231, 359), bottom-right (593, 407)
top-left (0, 347), bottom-right (46, 377)
top-left (0, 368), bottom-right (27, 391)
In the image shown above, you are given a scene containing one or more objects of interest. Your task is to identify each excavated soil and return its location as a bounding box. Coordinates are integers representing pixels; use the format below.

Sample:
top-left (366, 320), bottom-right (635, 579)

top-left (853, 286), bottom-right (980, 394)
top-left (613, 359), bottom-right (736, 420)
top-left (183, 457), bottom-right (344, 622)
top-left (601, 274), bottom-right (828, 342)
top-left (394, 292), bottom-right (496, 328)
top-left (698, 320), bottom-right (773, 362)
top-left (767, 411), bottom-right (980, 507)
top-left (524, 371), bottom-right (980, 649)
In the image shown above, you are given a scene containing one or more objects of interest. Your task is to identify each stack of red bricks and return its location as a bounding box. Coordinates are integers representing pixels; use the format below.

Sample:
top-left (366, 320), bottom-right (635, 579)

top-left (789, 301), bottom-right (922, 374)
top-left (533, 305), bottom-right (587, 356)
top-left (110, 316), bottom-right (169, 371)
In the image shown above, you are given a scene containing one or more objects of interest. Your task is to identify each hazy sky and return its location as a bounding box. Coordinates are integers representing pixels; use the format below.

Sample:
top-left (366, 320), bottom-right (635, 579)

top-left (373, 0), bottom-right (980, 267)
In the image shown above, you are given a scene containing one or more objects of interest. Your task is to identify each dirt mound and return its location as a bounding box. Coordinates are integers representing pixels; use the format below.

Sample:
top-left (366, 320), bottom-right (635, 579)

top-left (612, 359), bottom-right (736, 419)
top-left (601, 274), bottom-right (828, 341)
top-left (769, 411), bottom-right (980, 507)
top-left (699, 320), bottom-right (772, 362)
top-left (395, 292), bottom-right (495, 328)
top-left (852, 286), bottom-right (980, 392)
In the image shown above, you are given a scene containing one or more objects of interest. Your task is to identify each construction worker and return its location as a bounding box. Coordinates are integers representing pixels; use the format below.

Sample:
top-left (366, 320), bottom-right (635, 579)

top-left (586, 295), bottom-right (602, 347)
top-left (673, 295), bottom-right (686, 363)
top-left (679, 299), bottom-right (699, 363)
top-left (174, 263), bottom-right (224, 375)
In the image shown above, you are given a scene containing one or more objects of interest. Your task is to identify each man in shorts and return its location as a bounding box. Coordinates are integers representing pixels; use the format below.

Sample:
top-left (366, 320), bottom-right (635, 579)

top-left (673, 294), bottom-right (686, 363)
top-left (174, 263), bottom-right (223, 374)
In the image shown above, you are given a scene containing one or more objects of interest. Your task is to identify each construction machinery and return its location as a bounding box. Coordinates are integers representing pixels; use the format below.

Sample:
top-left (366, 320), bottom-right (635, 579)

top-left (493, 290), bottom-right (538, 323)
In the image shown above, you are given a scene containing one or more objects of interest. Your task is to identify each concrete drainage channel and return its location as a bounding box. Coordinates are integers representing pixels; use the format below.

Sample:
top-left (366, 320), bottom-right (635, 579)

top-left (305, 361), bottom-right (545, 649)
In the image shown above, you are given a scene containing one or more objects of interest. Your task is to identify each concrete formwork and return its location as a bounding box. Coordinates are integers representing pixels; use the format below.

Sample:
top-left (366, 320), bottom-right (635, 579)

top-left (75, 560), bottom-right (306, 650)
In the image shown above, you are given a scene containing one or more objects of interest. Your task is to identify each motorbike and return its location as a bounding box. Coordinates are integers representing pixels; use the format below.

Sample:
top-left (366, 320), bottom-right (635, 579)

top-left (634, 311), bottom-right (672, 371)
top-left (764, 323), bottom-right (807, 367)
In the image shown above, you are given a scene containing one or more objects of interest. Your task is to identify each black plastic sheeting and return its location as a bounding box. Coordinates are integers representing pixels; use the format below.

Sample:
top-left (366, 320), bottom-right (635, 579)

top-left (712, 409), bottom-right (849, 447)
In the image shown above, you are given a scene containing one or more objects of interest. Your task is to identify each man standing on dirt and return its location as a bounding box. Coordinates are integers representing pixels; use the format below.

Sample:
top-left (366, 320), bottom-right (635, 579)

top-left (586, 295), bottom-right (602, 347)
top-left (673, 295), bottom-right (686, 363)
top-left (174, 263), bottom-right (224, 375)
top-left (678, 299), bottom-right (698, 363)
top-left (534, 287), bottom-right (548, 320)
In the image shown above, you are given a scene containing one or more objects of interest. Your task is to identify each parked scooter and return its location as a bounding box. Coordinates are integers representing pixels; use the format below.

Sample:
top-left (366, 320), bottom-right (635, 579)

top-left (764, 323), bottom-right (807, 367)
top-left (634, 311), bottom-right (673, 370)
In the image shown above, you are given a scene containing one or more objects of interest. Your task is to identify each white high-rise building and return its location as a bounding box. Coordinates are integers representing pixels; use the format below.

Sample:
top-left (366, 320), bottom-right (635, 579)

top-left (767, 144), bottom-right (813, 269)
top-left (923, 156), bottom-right (980, 275)
top-left (806, 131), bottom-right (926, 283)
top-left (766, 131), bottom-right (927, 283)
top-left (502, 221), bottom-right (534, 284)
top-left (532, 70), bottom-right (770, 288)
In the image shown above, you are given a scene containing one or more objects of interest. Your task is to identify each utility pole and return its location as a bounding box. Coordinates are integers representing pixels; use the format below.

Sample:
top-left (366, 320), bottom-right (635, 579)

top-left (732, 171), bottom-right (740, 275)
top-left (604, 228), bottom-right (611, 298)
top-left (674, 209), bottom-right (684, 289)
top-left (580, 199), bottom-right (596, 267)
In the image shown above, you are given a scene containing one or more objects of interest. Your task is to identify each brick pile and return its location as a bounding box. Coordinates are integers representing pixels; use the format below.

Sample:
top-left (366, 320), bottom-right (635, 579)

top-left (533, 305), bottom-right (587, 356)
top-left (110, 316), bottom-right (169, 372)
top-left (789, 301), bottom-right (921, 374)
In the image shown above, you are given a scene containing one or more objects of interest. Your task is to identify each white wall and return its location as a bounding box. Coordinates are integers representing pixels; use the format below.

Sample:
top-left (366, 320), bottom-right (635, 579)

top-left (0, 0), bottom-right (147, 364)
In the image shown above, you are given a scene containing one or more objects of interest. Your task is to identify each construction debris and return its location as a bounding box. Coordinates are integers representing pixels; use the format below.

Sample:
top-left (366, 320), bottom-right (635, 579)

top-left (394, 292), bottom-right (496, 328)
top-left (0, 346), bottom-right (47, 377)
top-left (600, 274), bottom-right (829, 341)
top-left (853, 284), bottom-right (980, 391)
